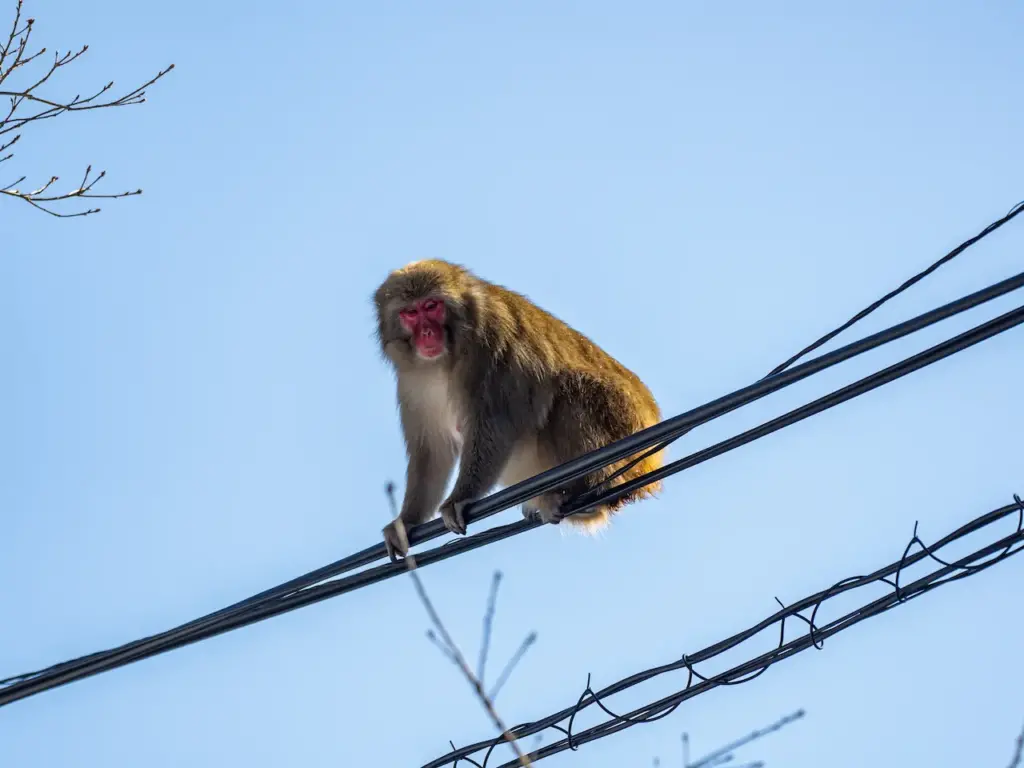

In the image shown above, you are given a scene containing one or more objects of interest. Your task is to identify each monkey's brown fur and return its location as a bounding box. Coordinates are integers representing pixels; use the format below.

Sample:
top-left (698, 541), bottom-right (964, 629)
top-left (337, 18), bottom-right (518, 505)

top-left (374, 259), bottom-right (662, 559)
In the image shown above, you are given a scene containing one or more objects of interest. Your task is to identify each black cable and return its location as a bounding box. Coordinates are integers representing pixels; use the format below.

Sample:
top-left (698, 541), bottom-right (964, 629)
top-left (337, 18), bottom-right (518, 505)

top-left (427, 494), bottom-right (1024, 766)
top-left (564, 302), bottom-right (1024, 518)
top-left (4, 271), bottom-right (1021, 693)
top-left (3, 295), bottom-right (1021, 708)
top-left (766, 198), bottom-right (1024, 377)
top-left (2, 202), bottom-right (1021, 703)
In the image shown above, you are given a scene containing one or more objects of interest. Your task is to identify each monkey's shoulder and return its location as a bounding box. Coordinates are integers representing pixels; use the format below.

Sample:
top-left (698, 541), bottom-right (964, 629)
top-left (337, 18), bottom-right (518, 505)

top-left (471, 283), bottom-right (628, 370)
top-left (475, 283), bottom-right (584, 343)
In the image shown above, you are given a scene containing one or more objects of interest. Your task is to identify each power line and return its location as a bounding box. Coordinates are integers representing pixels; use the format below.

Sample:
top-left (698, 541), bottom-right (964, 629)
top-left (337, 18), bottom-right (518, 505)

top-left (584, 197), bottom-right (1024, 498)
top-left (1, 203), bottom-right (1021, 708)
top-left (426, 494), bottom-right (1024, 767)
top-left (765, 198), bottom-right (1024, 377)
top-left (567, 301), bottom-right (1024, 516)
top-left (2, 285), bottom-right (1022, 708)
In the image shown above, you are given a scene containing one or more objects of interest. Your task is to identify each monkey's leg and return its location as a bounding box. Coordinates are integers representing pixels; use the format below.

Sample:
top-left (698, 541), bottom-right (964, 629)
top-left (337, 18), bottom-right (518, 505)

top-left (438, 417), bottom-right (523, 536)
top-left (537, 376), bottom-right (656, 531)
top-left (496, 438), bottom-right (563, 523)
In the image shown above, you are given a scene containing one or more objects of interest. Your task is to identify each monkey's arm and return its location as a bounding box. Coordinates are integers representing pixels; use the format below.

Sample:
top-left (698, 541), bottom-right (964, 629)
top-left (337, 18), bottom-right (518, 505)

top-left (383, 413), bottom-right (458, 560)
top-left (399, 441), bottom-right (457, 525)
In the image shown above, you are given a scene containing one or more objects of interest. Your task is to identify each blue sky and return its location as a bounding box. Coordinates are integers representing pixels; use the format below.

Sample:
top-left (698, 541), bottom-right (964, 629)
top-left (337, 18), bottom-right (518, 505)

top-left (2, 1), bottom-right (1023, 766)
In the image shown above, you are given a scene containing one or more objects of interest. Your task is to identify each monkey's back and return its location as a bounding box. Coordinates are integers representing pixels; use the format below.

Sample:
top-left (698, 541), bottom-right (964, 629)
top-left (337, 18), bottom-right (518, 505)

top-left (475, 282), bottom-right (657, 407)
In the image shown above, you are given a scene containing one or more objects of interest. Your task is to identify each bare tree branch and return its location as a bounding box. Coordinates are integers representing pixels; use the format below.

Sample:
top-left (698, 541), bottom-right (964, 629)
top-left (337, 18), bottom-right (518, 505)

top-left (478, 570), bottom-right (502, 683)
top-left (0, 0), bottom-right (173, 218)
top-left (666, 710), bottom-right (806, 768)
top-left (385, 483), bottom-right (534, 767)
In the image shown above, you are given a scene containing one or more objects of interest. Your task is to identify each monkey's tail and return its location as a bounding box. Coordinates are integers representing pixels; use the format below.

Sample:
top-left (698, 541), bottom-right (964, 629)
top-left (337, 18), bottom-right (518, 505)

top-left (561, 506), bottom-right (615, 533)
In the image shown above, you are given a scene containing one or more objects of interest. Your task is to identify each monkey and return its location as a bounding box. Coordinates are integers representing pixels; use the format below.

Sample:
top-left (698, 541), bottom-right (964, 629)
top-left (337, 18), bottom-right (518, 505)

top-left (373, 259), bottom-right (663, 561)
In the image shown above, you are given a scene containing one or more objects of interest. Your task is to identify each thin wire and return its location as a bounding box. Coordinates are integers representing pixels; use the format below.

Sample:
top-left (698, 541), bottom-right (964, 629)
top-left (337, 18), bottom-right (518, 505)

top-left (2, 299), bottom-right (1021, 708)
top-left (425, 495), bottom-right (1024, 766)
top-left (584, 199), bottom-right (1024, 497)
top-left (768, 198), bottom-right (1024, 377)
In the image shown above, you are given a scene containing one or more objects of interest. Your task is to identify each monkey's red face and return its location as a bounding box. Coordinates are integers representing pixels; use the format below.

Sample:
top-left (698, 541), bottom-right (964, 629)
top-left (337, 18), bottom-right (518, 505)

top-left (398, 298), bottom-right (447, 359)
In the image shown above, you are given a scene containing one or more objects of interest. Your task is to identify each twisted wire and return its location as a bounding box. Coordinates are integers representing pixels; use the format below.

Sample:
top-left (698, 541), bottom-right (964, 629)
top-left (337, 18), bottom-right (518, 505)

top-left (1, 206), bottom-right (1022, 709)
top-left (427, 494), bottom-right (1024, 767)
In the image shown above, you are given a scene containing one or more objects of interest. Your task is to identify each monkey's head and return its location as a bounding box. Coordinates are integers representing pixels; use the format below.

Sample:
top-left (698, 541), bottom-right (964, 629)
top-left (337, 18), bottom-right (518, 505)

top-left (373, 259), bottom-right (473, 368)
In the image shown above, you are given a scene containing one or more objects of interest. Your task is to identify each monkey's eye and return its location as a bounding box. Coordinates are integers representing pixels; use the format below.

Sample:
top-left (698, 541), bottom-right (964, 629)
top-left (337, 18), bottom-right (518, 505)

top-left (399, 308), bottom-right (418, 320)
top-left (422, 299), bottom-right (438, 312)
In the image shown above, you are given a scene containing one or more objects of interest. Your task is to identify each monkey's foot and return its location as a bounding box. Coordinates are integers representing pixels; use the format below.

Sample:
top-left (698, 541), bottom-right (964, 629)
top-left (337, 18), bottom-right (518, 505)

top-left (522, 493), bottom-right (567, 525)
top-left (382, 519), bottom-right (411, 562)
top-left (439, 498), bottom-right (469, 536)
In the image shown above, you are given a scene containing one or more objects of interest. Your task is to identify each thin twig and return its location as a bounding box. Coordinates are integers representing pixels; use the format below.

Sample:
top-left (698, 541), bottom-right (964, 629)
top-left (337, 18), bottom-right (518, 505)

top-left (385, 483), bottom-right (533, 767)
top-left (478, 570), bottom-right (502, 683)
top-left (688, 709), bottom-right (804, 768)
top-left (489, 632), bottom-right (536, 701)
top-left (425, 629), bottom-right (458, 664)
top-left (1009, 722), bottom-right (1024, 768)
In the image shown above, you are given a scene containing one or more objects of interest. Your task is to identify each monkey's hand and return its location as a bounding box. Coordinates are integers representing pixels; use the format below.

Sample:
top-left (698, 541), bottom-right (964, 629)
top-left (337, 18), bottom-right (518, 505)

top-left (438, 497), bottom-right (470, 536)
top-left (382, 518), bottom-right (411, 562)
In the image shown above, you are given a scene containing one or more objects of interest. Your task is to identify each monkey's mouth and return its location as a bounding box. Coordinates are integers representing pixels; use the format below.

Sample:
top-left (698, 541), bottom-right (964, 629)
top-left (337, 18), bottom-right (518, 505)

top-left (416, 340), bottom-right (445, 359)
top-left (414, 325), bottom-right (446, 358)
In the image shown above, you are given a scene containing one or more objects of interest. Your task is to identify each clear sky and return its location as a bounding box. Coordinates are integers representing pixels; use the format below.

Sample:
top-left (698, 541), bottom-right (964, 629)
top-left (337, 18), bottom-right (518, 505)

top-left (2, 1), bottom-right (1023, 766)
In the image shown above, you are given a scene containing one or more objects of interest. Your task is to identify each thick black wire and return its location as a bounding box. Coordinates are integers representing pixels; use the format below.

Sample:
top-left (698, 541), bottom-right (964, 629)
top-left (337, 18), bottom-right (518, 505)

top-left (428, 495), bottom-right (1024, 767)
top-left (2, 203), bottom-right (1021, 701)
top-left (6, 268), bottom-right (1022, 695)
top-left (2, 277), bottom-right (1022, 695)
top-left (2, 297), bottom-right (1021, 708)
top-left (561, 303), bottom-right (1024, 518)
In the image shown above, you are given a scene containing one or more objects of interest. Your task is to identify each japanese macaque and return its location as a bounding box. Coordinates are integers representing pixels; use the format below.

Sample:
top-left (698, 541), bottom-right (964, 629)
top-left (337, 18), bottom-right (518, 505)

top-left (374, 259), bottom-right (663, 560)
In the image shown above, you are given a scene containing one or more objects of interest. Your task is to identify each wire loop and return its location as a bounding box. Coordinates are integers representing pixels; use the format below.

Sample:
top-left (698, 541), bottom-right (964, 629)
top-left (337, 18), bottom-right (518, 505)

top-left (425, 495), bottom-right (1024, 767)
